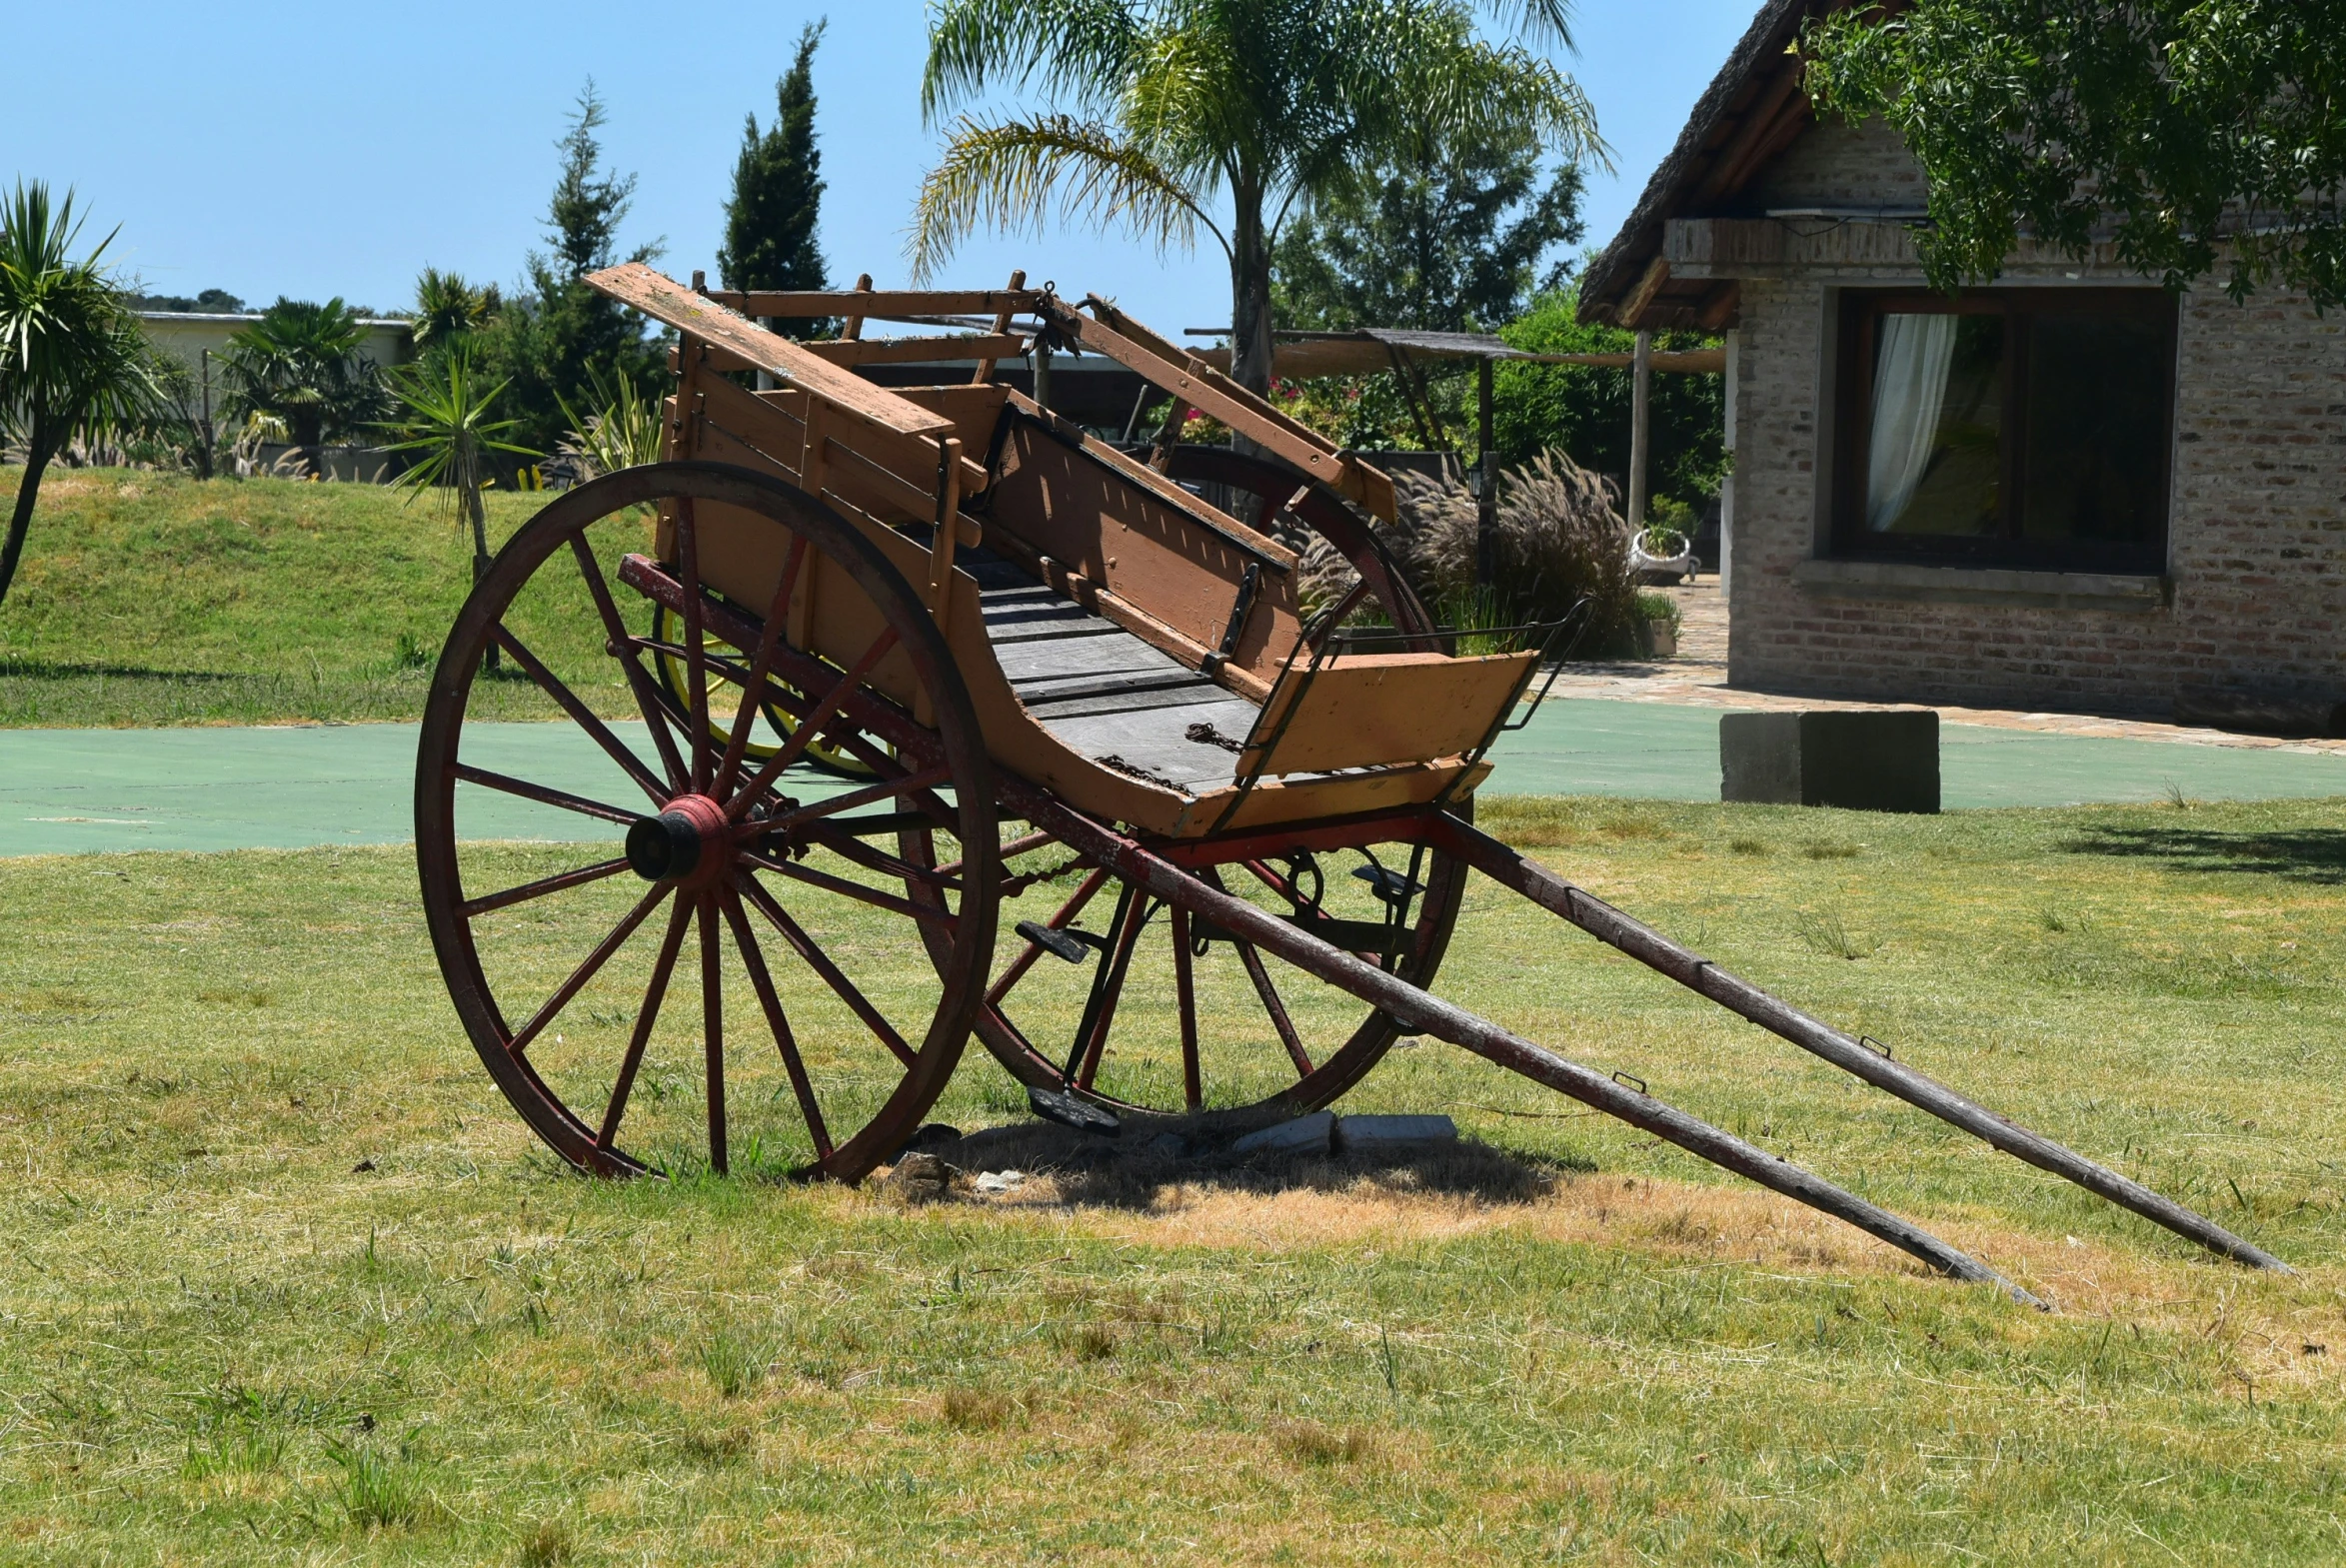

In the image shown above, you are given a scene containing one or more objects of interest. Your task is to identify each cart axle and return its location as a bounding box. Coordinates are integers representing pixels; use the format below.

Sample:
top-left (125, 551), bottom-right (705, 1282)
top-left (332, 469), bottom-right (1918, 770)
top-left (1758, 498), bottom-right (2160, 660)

top-left (624, 794), bottom-right (733, 889)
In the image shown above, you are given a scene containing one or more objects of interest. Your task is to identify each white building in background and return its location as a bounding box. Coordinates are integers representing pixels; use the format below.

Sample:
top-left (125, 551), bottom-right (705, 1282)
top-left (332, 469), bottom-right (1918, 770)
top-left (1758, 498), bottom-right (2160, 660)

top-left (135, 311), bottom-right (413, 381)
top-left (135, 312), bottom-right (414, 482)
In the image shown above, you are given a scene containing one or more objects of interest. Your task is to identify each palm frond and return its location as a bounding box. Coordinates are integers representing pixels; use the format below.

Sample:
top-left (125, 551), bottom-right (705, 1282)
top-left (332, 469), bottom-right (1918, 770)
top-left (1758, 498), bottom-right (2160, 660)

top-left (0, 181), bottom-right (158, 451)
top-left (909, 112), bottom-right (1222, 281)
top-left (921, 0), bottom-right (1146, 124)
top-left (1478, 0), bottom-right (1578, 53)
top-left (554, 366), bottom-right (663, 481)
top-left (1332, 11), bottom-right (1611, 182)
top-left (380, 348), bottom-right (535, 517)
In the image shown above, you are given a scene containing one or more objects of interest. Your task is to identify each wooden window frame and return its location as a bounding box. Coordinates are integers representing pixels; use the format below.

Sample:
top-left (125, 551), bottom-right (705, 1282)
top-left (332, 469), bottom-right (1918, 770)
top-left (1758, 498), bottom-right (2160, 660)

top-left (1830, 288), bottom-right (2177, 574)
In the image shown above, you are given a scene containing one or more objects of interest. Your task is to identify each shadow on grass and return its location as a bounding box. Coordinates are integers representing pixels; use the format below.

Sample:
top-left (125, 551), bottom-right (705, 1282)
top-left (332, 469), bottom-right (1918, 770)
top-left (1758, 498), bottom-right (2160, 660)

top-left (0, 657), bottom-right (243, 684)
top-left (914, 1112), bottom-right (1577, 1212)
top-left (2061, 824), bottom-right (2346, 884)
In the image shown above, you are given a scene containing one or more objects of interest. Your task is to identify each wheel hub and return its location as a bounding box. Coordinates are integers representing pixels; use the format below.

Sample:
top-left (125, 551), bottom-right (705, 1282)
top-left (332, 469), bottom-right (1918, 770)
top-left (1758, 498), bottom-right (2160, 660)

top-left (626, 792), bottom-right (732, 888)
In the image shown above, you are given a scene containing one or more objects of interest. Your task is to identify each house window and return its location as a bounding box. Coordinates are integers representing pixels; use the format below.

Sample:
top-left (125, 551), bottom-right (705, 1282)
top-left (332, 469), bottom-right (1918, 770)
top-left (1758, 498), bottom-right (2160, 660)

top-left (1833, 289), bottom-right (2176, 573)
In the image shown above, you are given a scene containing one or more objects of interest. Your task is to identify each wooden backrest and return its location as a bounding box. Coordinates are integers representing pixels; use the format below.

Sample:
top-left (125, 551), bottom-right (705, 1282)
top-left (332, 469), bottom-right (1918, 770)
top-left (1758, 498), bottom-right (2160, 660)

top-left (886, 385), bottom-right (1013, 480)
top-left (1236, 649), bottom-right (1539, 777)
top-left (979, 395), bottom-right (1304, 690)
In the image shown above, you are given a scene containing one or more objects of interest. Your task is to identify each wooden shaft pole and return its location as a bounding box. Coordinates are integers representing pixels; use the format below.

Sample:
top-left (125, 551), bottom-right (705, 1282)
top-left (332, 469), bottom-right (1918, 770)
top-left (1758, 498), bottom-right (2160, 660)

top-left (1011, 790), bottom-right (2040, 1305)
top-left (1627, 330), bottom-right (1653, 530)
top-left (1423, 811), bottom-right (2292, 1274)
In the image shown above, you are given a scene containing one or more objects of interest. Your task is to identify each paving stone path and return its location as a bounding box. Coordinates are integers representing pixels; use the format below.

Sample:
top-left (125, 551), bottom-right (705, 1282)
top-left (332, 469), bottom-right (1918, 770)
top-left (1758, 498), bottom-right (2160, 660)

top-left (1569, 579), bottom-right (2346, 758)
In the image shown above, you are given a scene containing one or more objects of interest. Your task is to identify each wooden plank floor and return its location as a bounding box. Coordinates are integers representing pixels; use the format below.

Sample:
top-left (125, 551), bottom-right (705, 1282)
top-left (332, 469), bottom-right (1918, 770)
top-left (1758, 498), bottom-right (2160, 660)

top-left (968, 554), bottom-right (1260, 795)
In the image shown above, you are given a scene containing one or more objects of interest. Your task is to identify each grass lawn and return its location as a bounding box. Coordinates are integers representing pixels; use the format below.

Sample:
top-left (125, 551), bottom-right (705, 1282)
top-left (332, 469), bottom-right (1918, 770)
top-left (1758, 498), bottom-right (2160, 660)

top-left (2, 795), bottom-right (2342, 1563)
top-left (0, 469), bottom-right (639, 728)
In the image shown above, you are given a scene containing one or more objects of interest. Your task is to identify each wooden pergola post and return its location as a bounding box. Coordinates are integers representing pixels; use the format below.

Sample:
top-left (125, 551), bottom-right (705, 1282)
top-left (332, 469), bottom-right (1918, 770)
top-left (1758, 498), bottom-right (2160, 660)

top-left (1627, 329), bottom-right (1653, 531)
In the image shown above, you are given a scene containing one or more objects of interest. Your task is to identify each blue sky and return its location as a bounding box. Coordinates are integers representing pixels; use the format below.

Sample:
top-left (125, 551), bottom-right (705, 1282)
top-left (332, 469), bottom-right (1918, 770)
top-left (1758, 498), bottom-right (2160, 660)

top-left (13, 1), bottom-right (1752, 329)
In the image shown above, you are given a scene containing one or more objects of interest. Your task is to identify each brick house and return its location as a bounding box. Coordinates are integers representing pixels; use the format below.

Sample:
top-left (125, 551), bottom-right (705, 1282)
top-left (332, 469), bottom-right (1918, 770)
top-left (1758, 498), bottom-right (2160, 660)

top-left (1579, 0), bottom-right (2346, 722)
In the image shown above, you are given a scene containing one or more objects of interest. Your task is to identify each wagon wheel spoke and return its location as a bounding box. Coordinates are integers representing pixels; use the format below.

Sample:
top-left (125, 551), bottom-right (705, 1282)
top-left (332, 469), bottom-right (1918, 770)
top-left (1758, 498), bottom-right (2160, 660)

top-left (1240, 858), bottom-right (1295, 901)
top-left (713, 537), bottom-right (810, 802)
top-left (936, 826), bottom-right (1058, 883)
top-left (744, 851), bottom-right (960, 928)
top-left (508, 883), bottom-right (669, 1058)
top-left (988, 865), bottom-right (1111, 1008)
top-left (452, 765), bottom-right (641, 827)
top-left (737, 874), bottom-right (922, 1068)
top-left (1202, 867), bottom-right (1312, 1078)
top-left (699, 894), bottom-right (728, 1173)
top-left (1234, 939), bottom-right (1313, 1078)
top-left (491, 624), bottom-right (669, 805)
top-left (675, 499), bottom-right (716, 792)
top-left (721, 887), bottom-right (833, 1161)
top-left (1065, 885), bottom-right (1150, 1090)
top-left (1170, 905), bottom-right (1202, 1111)
top-left (570, 534), bottom-right (690, 790)
top-left (725, 627), bottom-right (903, 821)
top-left (461, 856), bottom-right (633, 919)
top-left (757, 765), bottom-right (957, 838)
top-left (795, 822), bottom-right (963, 889)
top-left (598, 892), bottom-right (695, 1150)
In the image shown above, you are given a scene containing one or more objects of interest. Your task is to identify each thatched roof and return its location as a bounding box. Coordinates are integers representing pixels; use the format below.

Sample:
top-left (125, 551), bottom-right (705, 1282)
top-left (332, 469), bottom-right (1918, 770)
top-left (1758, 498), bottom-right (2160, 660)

top-left (1578, 0), bottom-right (1864, 331)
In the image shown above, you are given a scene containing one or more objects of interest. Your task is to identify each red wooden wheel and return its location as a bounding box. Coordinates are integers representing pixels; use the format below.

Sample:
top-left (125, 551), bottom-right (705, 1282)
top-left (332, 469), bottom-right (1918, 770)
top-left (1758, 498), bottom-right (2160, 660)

top-left (913, 450), bottom-right (1472, 1119)
top-left (950, 824), bottom-right (1471, 1117)
top-left (415, 462), bottom-right (998, 1181)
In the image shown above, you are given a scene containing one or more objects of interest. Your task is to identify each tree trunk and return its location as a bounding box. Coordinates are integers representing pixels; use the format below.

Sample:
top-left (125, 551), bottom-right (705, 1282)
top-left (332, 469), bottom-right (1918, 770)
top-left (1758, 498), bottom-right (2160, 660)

top-left (293, 409), bottom-right (325, 480)
top-left (464, 437), bottom-right (499, 671)
top-left (0, 425), bottom-right (59, 615)
top-left (1227, 188), bottom-right (1275, 399)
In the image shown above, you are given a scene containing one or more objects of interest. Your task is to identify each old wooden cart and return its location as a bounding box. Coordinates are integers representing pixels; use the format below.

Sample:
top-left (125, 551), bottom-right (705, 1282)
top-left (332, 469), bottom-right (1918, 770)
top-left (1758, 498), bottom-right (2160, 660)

top-left (416, 265), bottom-right (2284, 1299)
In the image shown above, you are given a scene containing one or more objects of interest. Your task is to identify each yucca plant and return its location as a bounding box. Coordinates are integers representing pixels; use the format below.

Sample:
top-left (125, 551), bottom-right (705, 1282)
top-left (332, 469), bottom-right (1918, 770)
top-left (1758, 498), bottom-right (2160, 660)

top-left (0, 181), bottom-right (160, 612)
top-left (554, 365), bottom-right (662, 483)
top-left (381, 345), bottom-right (537, 592)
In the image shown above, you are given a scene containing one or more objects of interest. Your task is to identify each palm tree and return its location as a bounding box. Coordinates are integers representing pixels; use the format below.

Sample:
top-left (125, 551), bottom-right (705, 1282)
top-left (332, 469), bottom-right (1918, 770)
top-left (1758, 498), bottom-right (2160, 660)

top-left (411, 268), bottom-right (503, 359)
top-left (913, 0), bottom-right (1603, 393)
top-left (0, 181), bottom-right (159, 613)
top-left (220, 297), bottom-right (387, 474)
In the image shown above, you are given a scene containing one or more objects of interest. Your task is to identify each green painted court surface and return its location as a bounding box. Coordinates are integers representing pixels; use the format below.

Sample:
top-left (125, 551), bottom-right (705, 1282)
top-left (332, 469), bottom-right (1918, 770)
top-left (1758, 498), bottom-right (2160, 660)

top-left (3, 697), bottom-right (2341, 855)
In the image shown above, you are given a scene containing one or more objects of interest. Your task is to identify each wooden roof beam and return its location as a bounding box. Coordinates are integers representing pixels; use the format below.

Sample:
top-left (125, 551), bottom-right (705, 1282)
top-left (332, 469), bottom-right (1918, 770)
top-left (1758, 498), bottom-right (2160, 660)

top-left (1701, 66), bottom-right (1813, 202)
top-left (1618, 257), bottom-right (1673, 329)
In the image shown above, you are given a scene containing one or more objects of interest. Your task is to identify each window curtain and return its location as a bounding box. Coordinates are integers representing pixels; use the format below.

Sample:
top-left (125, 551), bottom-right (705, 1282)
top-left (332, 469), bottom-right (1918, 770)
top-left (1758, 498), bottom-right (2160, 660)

top-left (1865, 313), bottom-right (1957, 531)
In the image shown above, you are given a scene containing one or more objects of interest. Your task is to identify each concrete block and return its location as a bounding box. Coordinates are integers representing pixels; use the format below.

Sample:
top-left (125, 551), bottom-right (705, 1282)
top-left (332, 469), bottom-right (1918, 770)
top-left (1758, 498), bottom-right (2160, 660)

top-left (1720, 710), bottom-right (1938, 813)
top-left (1228, 1111), bottom-right (1334, 1159)
top-left (1334, 1114), bottom-right (1457, 1152)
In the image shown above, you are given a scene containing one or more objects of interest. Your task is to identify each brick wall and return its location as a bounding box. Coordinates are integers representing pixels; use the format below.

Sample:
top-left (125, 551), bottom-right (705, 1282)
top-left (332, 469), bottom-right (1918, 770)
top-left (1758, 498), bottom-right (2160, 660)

top-left (1744, 117), bottom-right (1925, 214)
top-left (1721, 163), bottom-right (2346, 715)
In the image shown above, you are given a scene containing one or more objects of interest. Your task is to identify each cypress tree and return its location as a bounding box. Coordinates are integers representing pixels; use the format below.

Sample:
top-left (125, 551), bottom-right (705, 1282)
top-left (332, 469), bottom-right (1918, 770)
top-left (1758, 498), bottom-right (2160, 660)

top-left (488, 83), bottom-right (667, 451)
top-left (718, 21), bottom-right (830, 333)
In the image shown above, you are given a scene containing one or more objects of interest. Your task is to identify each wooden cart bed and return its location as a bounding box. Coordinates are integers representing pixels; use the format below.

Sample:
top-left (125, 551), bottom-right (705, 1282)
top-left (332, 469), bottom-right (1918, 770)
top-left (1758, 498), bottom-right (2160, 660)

top-left (591, 263), bottom-right (1536, 838)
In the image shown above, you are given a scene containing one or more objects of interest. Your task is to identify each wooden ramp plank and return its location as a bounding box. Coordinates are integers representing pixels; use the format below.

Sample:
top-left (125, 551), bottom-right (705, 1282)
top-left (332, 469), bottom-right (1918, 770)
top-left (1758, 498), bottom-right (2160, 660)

top-left (586, 263), bottom-right (952, 440)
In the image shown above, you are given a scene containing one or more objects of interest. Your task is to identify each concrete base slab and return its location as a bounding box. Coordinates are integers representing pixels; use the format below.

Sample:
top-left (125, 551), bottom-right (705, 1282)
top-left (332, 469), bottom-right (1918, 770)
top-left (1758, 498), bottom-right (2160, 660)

top-left (1334, 1114), bottom-right (1457, 1151)
top-left (1720, 710), bottom-right (1940, 812)
top-left (1228, 1111), bottom-right (1334, 1158)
